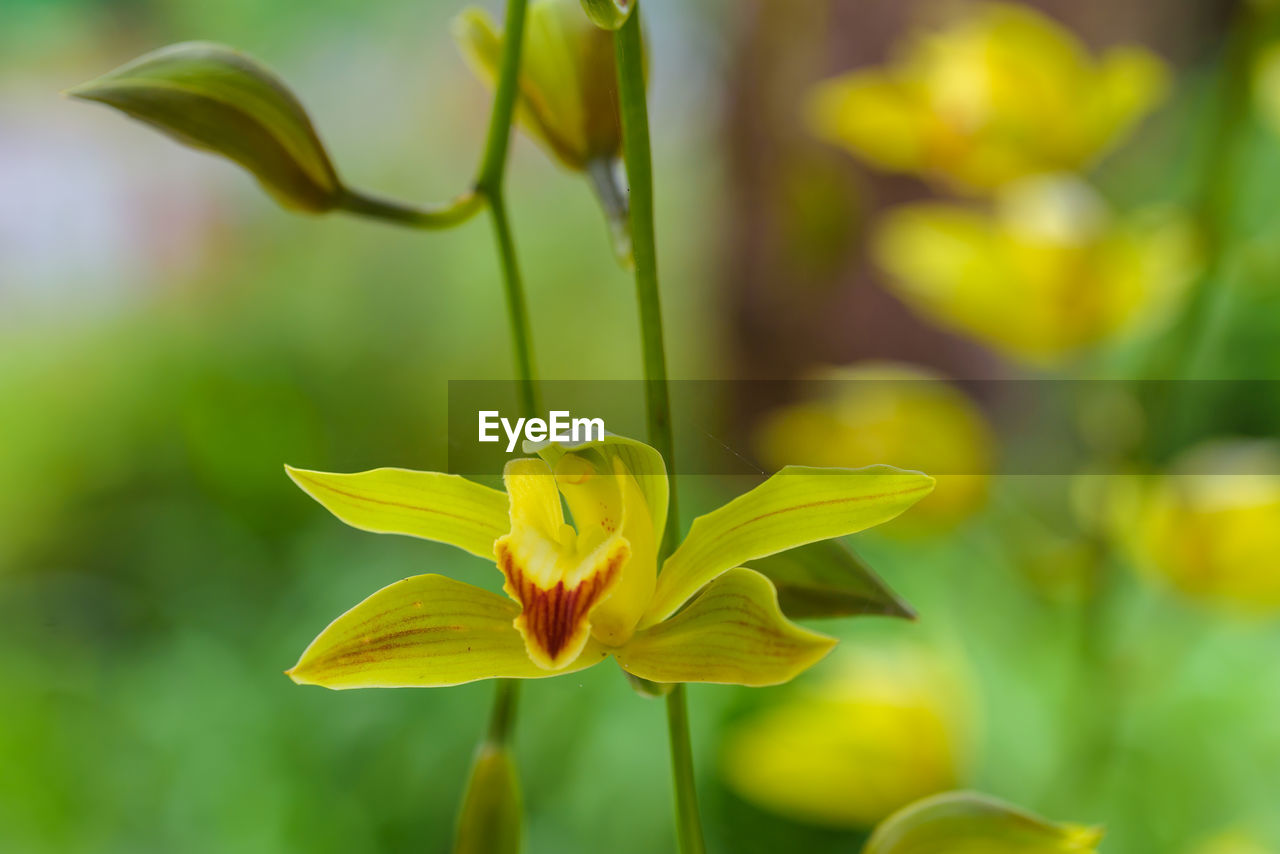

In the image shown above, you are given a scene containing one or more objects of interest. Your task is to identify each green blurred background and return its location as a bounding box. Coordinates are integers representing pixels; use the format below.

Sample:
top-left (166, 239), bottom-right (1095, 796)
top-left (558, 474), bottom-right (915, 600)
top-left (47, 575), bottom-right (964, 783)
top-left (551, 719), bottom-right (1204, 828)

top-left (3, 0), bottom-right (1280, 852)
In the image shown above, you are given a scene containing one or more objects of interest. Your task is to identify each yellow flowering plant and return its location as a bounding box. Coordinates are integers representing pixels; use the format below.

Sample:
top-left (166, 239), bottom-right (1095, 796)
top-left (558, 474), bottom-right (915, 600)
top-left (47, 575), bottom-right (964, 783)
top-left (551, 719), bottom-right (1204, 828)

top-left (806, 1), bottom-right (1167, 194)
top-left (285, 434), bottom-right (933, 689)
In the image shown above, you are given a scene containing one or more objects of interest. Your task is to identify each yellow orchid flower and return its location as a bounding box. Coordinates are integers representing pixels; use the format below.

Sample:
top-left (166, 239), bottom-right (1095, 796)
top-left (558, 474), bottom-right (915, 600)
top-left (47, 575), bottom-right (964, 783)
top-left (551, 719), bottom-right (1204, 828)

top-left (755, 362), bottom-right (992, 532)
top-left (1112, 440), bottom-right (1280, 616)
top-left (284, 435), bottom-right (934, 688)
top-left (874, 175), bottom-right (1196, 365)
top-left (721, 639), bottom-right (970, 828)
top-left (807, 2), bottom-right (1167, 193)
top-left (455, 0), bottom-right (634, 262)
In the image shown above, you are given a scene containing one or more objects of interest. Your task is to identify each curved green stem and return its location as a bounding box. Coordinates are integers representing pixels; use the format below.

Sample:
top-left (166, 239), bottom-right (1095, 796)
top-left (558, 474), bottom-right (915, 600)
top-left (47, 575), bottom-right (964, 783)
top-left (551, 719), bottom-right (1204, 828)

top-left (615, 8), bottom-right (704, 854)
top-left (487, 194), bottom-right (540, 417)
top-left (335, 187), bottom-right (484, 229)
top-left (476, 0), bottom-right (530, 195)
top-left (476, 0), bottom-right (540, 420)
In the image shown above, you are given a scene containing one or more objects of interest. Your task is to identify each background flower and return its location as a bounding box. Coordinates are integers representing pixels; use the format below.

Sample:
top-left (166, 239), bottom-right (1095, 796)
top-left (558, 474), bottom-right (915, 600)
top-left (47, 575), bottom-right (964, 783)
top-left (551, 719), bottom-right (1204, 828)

top-left (806, 2), bottom-right (1167, 193)
top-left (720, 638), bottom-right (972, 828)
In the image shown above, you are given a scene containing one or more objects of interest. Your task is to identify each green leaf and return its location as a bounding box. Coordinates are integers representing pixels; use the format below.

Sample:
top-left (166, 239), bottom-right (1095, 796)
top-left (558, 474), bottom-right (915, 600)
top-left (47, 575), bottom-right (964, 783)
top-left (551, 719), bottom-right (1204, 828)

top-left (643, 465), bottom-right (934, 627)
top-left (68, 42), bottom-right (341, 212)
top-left (865, 791), bottom-right (1104, 854)
top-left (748, 539), bottom-right (915, 620)
top-left (454, 743), bottom-right (522, 854)
top-left (617, 568), bottom-right (836, 687)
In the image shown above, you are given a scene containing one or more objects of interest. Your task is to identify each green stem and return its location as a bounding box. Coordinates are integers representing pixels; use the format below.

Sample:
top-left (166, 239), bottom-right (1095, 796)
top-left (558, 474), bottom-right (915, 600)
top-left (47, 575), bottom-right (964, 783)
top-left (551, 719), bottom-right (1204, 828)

top-left (476, 0), bottom-right (530, 194)
top-left (476, 0), bottom-right (537, 753)
top-left (615, 6), bottom-right (679, 552)
top-left (475, 0), bottom-right (540, 420)
top-left (615, 9), bottom-right (704, 854)
top-left (335, 187), bottom-right (484, 229)
top-left (487, 678), bottom-right (520, 745)
top-left (487, 196), bottom-right (540, 417)
top-left (665, 684), bottom-right (705, 854)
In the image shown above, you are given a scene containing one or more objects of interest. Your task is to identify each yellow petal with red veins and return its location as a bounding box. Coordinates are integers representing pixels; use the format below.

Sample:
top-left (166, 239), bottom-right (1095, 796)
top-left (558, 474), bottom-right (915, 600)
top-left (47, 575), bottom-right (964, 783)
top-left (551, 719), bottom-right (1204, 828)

top-left (495, 458), bottom-right (630, 670)
top-left (617, 568), bottom-right (836, 687)
top-left (286, 574), bottom-right (608, 689)
top-left (553, 453), bottom-right (656, 646)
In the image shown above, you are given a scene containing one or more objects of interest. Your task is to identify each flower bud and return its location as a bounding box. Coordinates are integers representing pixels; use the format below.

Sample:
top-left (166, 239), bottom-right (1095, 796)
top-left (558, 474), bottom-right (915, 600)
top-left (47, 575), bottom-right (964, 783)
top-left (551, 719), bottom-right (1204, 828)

top-left (866, 791), bottom-right (1103, 854)
top-left (454, 743), bottom-right (522, 854)
top-left (68, 42), bottom-right (342, 213)
top-left (455, 0), bottom-right (635, 264)
top-left (455, 0), bottom-right (622, 171)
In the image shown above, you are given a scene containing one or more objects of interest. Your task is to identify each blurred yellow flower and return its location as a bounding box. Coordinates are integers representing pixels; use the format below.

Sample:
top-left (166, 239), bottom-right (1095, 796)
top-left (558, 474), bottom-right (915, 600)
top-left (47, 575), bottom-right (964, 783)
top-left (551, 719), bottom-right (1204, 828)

top-left (721, 639), bottom-right (970, 828)
top-left (1114, 441), bottom-right (1280, 615)
top-left (807, 2), bottom-right (1167, 193)
top-left (755, 362), bottom-right (992, 532)
top-left (1254, 43), bottom-right (1280, 140)
top-left (874, 175), bottom-right (1196, 365)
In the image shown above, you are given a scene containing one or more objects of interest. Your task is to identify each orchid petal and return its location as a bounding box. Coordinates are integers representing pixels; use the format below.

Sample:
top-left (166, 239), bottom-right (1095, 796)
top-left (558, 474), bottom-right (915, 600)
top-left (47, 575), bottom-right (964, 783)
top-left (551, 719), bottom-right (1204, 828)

top-left (643, 466), bottom-right (934, 626)
top-left (286, 465), bottom-right (509, 561)
top-left (534, 432), bottom-right (669, 546)
top-left (287, 574), bottom-right (607, 689)
top-left (617, 568), bottom-right (835, 686)
top-left (495, 458), bottom-right (630, 670)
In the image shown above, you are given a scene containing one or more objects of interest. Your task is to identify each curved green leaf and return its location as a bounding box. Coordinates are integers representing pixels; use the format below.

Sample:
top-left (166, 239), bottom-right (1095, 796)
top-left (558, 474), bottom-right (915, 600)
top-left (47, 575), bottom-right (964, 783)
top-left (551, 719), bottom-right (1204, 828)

top-left (748, 539), bottom-right (915, 620)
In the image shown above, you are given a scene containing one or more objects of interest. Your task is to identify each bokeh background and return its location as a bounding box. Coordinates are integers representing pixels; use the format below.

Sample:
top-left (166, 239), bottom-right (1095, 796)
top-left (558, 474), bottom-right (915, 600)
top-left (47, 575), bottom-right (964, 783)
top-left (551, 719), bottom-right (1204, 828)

top-left (3, 0), bottom-right (1280, 852)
